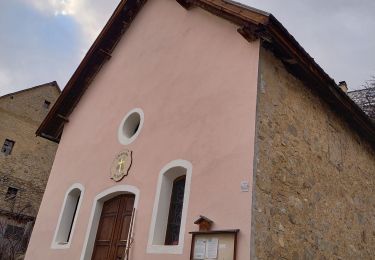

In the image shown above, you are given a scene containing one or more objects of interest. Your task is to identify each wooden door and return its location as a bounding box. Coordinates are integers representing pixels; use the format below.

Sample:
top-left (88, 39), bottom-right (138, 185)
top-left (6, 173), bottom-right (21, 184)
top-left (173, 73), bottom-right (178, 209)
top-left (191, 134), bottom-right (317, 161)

top-left (92, 194), bottom-right (135, 260)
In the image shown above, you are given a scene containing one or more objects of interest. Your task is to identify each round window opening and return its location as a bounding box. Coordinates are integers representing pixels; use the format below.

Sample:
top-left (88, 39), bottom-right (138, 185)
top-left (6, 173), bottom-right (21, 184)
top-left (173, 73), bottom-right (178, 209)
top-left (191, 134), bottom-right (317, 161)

top-left (118, 108), bottom-right (144, 145)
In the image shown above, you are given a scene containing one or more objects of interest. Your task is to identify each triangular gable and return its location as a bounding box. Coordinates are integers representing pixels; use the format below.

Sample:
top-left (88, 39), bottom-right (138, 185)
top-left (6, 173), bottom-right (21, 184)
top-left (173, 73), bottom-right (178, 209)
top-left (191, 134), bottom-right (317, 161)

top-left (37, 0), bottom-right (375, 145)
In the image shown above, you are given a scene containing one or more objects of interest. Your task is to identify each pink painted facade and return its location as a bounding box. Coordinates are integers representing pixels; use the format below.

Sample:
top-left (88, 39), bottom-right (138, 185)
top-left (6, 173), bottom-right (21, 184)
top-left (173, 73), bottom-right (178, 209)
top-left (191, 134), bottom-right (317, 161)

top-left (26, 0), bottom-right (260, 259)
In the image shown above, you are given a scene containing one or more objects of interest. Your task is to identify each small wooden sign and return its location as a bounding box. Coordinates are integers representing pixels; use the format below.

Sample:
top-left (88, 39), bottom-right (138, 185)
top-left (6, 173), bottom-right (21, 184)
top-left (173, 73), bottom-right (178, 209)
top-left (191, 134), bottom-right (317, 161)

top-left (110, 150), bottom-right (132, 182)
top-left (194, 215), bottom-right (214, 231)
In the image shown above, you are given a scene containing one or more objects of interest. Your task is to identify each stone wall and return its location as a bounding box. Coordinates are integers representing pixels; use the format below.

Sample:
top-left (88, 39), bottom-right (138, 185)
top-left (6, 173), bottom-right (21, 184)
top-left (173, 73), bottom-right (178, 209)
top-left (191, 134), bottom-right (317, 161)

top-left (0, 84), bottom-right (59, 219)
top-left (252, 48), bottom-right (375, 259)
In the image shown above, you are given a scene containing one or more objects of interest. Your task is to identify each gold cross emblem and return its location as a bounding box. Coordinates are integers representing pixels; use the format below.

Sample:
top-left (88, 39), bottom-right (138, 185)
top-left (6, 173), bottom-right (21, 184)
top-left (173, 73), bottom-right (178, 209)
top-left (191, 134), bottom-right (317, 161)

top-left (111, 150), bottom-right (132, 182)
top-left (118, 158), bottom-right (126, 172)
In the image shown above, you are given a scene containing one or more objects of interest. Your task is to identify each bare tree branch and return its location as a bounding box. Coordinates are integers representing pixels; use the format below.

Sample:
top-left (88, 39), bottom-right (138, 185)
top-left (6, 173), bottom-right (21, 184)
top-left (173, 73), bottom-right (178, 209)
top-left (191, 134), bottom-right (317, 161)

top-left (349, 77), bottom-right (375, 122)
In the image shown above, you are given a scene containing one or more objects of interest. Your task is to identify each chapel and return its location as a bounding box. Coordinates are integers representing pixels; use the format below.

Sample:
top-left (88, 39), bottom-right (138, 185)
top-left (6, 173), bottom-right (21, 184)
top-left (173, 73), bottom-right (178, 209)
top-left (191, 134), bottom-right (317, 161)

top-left (26, 0), bottom-right (375, 259)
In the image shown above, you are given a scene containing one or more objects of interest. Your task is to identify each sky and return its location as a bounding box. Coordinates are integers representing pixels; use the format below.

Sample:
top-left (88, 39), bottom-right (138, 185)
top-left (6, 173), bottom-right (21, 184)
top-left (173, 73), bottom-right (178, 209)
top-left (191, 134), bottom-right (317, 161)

top-left (0, 0), bottom-right (374, 96)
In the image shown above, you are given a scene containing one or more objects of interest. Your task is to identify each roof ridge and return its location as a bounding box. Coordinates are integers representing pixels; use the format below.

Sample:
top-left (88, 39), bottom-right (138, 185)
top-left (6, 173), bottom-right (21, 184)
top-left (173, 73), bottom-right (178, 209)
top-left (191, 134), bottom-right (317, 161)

top-left (0, 81), bottom-right (60, 99)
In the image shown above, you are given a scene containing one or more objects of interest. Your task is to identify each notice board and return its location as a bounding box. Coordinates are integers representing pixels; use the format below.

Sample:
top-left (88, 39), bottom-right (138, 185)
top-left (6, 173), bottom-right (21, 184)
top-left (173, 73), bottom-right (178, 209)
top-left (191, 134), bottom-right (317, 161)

top-left (189, 230), bottom-right (239, 260)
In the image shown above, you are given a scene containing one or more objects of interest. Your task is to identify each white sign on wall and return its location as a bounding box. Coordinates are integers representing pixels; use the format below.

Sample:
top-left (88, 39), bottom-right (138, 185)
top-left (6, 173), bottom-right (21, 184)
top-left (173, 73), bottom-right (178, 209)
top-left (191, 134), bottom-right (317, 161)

top-left (240, 181), bottom-right (249, 192)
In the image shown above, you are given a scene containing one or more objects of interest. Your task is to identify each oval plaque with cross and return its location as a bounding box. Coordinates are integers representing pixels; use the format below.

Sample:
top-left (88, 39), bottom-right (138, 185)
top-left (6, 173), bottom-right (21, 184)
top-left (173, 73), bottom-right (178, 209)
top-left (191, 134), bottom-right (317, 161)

top-left (110, 150), bottom-right (133, 182)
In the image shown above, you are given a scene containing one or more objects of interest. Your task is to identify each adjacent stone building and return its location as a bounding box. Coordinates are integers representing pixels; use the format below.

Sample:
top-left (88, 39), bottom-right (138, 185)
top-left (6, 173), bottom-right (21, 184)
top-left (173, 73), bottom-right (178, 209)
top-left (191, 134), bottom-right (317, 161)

top-left (0, 82), bottom-right (60, 258)
top-left (253, 49), bottom-right (375, 259)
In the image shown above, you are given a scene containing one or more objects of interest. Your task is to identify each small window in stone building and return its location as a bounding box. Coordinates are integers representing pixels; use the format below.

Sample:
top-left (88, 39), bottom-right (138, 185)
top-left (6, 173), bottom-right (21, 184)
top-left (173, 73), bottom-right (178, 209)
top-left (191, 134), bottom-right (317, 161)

top-left (1, 139), bottom-right (15, 155)
top-left (4, 225), bottom-right (24, 240)
top-left (43, 100), bottom-right (51, 109)
top-left (5, 187), bottom-right (18, 200)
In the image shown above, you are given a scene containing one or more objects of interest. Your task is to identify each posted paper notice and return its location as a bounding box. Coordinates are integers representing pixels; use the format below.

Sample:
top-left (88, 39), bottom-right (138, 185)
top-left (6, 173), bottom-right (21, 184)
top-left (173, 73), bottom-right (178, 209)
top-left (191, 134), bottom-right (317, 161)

top-left (194, 239), bottom-right (206, 259)
top-left (205, 238), bottom-right (219, 259)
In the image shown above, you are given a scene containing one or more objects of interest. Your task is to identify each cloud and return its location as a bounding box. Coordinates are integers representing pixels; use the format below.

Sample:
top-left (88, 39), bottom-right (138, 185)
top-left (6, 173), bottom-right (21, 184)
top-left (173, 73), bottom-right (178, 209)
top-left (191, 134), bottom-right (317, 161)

top-left (20, 0), bottom-right (120, 43)
top-left (20, 0), bottom-right (75, 15)
top-left (0, 1), bottom-right (83, 95)
top-left (0, 0), bottom-right (120, 96)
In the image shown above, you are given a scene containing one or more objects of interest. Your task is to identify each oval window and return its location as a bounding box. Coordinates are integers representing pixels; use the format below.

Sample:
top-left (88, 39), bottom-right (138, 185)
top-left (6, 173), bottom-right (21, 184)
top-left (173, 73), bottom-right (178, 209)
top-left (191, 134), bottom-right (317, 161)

top-left (118, 108), bottom-right (144, 145)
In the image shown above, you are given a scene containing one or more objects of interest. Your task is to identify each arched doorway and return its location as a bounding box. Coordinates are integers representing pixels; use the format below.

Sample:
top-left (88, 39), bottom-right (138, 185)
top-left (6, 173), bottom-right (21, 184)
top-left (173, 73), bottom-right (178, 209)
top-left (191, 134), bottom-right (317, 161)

top-left (91, 194), bottom-right (135, 260)
top-left (80, 185), bottom-right (140, 260)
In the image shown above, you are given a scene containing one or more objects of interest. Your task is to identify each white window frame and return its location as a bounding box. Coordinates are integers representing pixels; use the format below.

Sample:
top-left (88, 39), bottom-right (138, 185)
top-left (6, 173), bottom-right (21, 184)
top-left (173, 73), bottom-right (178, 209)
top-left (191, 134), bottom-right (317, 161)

top-left (51, 183), bottom-right (84, 249)
top-left (118, 108), bottom-right (145, 145)
top-left (147, 159), bottom-right (192, 254)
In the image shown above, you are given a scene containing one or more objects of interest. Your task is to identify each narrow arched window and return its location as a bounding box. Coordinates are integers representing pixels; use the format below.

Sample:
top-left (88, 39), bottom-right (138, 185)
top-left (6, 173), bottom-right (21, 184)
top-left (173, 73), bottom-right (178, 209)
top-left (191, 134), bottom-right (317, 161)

top-left (52, 184), bottom-right (84, 249)
top-left (147, 160), bottom-right (192, 254)
top-left (165, 175), bottom-right (186, 245)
